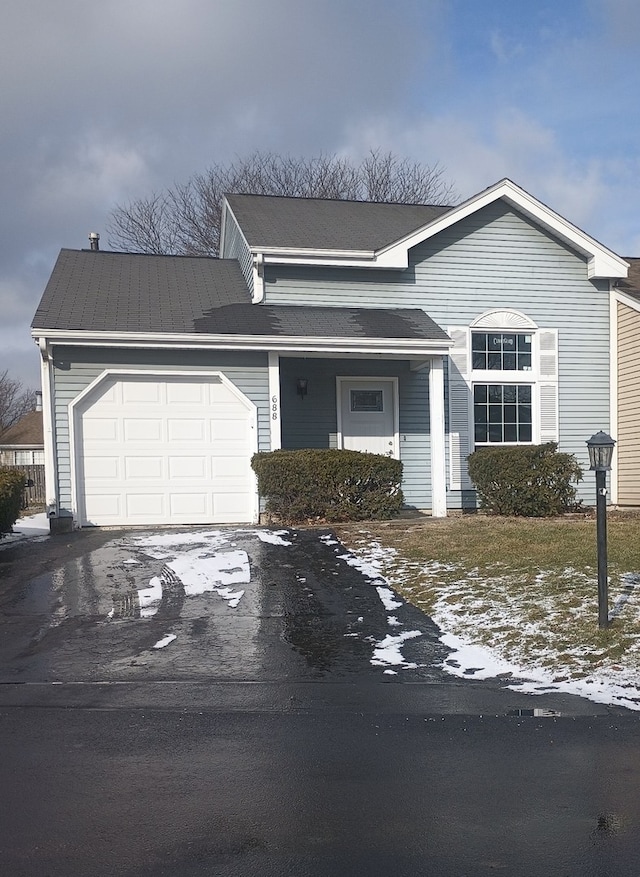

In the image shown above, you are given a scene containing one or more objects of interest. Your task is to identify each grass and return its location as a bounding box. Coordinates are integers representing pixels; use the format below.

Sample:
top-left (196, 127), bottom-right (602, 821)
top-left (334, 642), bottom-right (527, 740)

top-left (334, 512), bottom-right (640, 698)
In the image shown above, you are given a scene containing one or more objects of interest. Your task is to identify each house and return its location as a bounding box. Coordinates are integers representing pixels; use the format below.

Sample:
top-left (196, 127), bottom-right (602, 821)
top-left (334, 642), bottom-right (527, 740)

top-left (0, 401), bottom-right (44, 467)
top-left (612, 258), bottom-right (640, 506)
top-left (31, 179), bottom-right (630, 530)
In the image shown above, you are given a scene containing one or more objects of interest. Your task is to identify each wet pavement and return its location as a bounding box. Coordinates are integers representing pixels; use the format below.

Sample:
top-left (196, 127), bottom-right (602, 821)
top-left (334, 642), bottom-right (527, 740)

top-left (0, 525), bottom-right (451, 686)
top-left (0, 525), bottom-right (618, 714)
top-left (2, 526), bottom-right (640, 876)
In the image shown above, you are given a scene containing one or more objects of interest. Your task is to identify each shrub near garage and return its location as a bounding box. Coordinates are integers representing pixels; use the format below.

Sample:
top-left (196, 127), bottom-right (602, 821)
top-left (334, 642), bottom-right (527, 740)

top-left (467, 442), bottom-right (583, 517)
top-left (251, 448), bottom-right (404, 523)
top-left (0, 467), bottom-right (26, 536)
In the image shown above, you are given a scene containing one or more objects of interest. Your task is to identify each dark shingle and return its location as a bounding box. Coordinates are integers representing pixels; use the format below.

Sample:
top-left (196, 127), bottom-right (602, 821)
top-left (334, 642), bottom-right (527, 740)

top-left (32, 249), bottom-right (449, 343)
top-left (0, 411), bottom-right (43, 445)
top-left (225, 194), bottom-right (452, 251)
top-left (618, 258), bottom-right (640, 301)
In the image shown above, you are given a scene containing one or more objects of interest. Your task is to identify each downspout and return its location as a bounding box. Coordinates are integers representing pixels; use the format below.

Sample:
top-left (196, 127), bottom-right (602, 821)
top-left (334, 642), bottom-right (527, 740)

top-left (38, 337), bottom-right (59, 522)
top-left (252, 253), bottom-right (265, 303)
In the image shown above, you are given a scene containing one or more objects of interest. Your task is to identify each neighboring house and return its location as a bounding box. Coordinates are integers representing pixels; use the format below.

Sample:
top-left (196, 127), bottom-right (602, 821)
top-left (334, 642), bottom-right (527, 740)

top-left (0, 406), bottom-right (44, 466)
top-left (612, 258), bottom-right (640, 506)
top-left (31, 179), bottom-right (630, 530)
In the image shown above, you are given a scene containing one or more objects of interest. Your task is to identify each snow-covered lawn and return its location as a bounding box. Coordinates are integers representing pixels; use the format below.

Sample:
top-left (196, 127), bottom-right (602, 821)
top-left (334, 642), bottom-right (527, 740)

top-left (0, 511), bottom-right (49, 547)
top-left (336, 526), bottom-right (640, 712)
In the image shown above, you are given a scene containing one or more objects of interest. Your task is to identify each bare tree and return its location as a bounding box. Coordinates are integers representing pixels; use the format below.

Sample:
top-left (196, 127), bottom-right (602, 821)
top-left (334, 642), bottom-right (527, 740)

top-left (107, 150), bottom-right (456, 256)
top-left (0, 371), bottom-right (37, 435)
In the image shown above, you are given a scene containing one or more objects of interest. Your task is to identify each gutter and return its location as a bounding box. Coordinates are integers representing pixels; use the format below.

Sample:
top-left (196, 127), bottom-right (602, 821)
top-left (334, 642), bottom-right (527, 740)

top-left (31, 328), bottom-right (453, 357)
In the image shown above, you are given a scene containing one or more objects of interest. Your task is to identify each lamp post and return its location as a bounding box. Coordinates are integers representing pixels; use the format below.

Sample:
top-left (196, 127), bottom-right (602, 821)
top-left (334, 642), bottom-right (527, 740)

top-left (586, 431), bottom-right (616, 629)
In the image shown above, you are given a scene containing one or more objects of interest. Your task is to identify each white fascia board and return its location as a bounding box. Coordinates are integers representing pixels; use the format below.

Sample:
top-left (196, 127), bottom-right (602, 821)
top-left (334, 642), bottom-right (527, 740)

top-left (219, 198), bottom-right (252, 258)
top-left (380, 179), bottom-right (628, 279)
top-left (32, 329), bottom-right (452, 357)
top-left (262, 179), bottom-right (627, 278)
top-left (614, 288), bottom-right (640, 314)
top-left (258, 248), bottom-right (407, 270)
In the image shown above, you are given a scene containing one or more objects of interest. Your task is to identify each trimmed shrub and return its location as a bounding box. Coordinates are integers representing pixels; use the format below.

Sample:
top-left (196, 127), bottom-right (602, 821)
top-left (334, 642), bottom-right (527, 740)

top-left (467, 442), bottom-right (583, 517)
top-left (251, 448), bottom-right (404, 523)
top-left (0, 467), bottom-right (27, 536)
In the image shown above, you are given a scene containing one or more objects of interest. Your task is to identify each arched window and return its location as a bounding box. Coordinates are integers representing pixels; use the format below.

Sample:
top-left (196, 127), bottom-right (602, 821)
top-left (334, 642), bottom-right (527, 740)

top-left (447, 310), bottom-right (558, 491)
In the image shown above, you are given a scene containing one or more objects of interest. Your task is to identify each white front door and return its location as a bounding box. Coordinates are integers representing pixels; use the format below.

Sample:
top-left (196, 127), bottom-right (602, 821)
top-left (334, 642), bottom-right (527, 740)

top-left (338, 378), bottom-right (398, 457)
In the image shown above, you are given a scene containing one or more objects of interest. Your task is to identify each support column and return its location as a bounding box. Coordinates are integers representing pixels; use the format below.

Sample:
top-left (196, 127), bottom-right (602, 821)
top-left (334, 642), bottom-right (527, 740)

top-left (428, 356), bottom-right (447, 517)
top-left (268, 351), bottom-right (281, 450)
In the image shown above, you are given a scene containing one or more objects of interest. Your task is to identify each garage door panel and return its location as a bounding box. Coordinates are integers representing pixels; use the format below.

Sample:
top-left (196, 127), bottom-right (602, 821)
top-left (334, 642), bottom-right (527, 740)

top-left (83, 418), bottom-right (119, 441)
top-left (212, 492), bottom-right (252, 517)
top-left (167, 419), bottom-right (206, 441)
top-left (125, 493), bottom-right (166, 517)
top-left (123, 418), bottom-right (164, 442)
top-left (168, 456), bottom-right (207, 479)
top-left (212, 457), bottom-right (249, 478)
top-left (77, 375), bottom-right (255, 525)
top-left (86, 494), bottom-right (121, 520)
top-left (84, 457), bottom-right (120, 479)
top-left (211, 417), bottom-right (252, 443)
top-left (122, 382), bottom-right (162, 404)
top-left (169, 382), bottom-right (211, 405)
top-left (169, 493), bottom-right (209, 516)
top-left (124, 457), bottom-right (164, 479)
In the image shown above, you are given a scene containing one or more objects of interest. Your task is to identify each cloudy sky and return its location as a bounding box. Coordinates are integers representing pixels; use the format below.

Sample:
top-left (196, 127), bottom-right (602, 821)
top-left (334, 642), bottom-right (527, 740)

top-left (3, 0), bottom-right (639, 389)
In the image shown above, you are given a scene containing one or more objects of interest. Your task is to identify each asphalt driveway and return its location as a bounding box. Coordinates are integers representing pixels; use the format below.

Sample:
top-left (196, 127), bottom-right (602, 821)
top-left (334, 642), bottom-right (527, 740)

top-left (3, 525), bottom-right (639, 877)
top-left (0, 525), bottom-right (452, 686)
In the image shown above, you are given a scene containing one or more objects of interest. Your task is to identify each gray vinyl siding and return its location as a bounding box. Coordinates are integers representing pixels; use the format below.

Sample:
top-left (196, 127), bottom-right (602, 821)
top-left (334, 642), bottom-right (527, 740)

top-left (617, 301), bottom-right (640, 505)
top-left (221, 213), bottom-right (253, 297)
top-left (50, 346), bottom-right (269, 515)
top-left (279, 357), bottom-right (431, 508)
top-left (265, 201), bottom-right (611, 507)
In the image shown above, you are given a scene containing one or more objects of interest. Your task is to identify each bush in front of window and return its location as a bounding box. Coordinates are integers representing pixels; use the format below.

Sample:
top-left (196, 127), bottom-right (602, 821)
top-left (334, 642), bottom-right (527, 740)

top-left (0, 467), bottom-right (27, 537)
top-left (467, 442), bottom-right (583, 517)
top-left (251, 449), bottom-right (404, 523)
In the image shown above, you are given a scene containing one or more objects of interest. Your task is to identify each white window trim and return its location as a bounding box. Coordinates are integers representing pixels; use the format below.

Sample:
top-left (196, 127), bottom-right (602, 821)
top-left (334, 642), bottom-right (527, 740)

top-left (448, 313), bottom-right (558, 491)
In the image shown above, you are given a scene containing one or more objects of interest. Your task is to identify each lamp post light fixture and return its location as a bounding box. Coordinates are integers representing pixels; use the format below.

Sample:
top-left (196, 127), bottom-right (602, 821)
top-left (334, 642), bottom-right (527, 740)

top-left (586, 431), bottom-right (616, 629)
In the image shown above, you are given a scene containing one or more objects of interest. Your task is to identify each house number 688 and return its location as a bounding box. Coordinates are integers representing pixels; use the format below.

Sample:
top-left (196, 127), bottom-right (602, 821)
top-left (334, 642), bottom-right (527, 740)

top-left (271, 395), bottom-right (279, 420)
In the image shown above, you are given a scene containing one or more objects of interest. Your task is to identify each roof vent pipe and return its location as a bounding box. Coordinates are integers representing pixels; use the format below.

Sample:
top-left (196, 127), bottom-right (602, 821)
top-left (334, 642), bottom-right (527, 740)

top-left (88, 232), bottom-right (100, 251)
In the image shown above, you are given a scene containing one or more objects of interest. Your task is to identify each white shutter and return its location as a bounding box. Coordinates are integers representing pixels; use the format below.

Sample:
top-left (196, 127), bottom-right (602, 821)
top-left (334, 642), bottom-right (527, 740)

top-left (538, 329), bottom-right (559, 443)
top-left (448, 327), bottom-right (473, 490)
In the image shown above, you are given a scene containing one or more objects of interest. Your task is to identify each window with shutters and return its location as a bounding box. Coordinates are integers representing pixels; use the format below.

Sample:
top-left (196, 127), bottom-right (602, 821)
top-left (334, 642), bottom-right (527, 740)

top-left (448, 310), bottom-right (558, 488)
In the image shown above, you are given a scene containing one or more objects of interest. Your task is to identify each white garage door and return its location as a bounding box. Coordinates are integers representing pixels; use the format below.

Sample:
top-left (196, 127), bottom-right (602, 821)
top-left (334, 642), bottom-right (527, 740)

top-left (75, 373), bottom-right (257, 526)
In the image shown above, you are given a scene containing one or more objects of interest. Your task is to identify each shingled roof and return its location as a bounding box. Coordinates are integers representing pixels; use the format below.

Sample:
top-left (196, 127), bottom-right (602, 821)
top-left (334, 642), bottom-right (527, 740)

top-left (0, 411), bottom-right (43, 446)
top-left (32, 249), bottom-right (450, 344)
top-left (617, 258), bottom-right (640, 302)
top-left (224, 194), bottom-right (452, 251)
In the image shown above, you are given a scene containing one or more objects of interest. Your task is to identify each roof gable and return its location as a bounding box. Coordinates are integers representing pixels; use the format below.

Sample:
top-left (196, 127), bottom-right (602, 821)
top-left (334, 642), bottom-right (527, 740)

top-left (224, 180), bottom-right (628, 281)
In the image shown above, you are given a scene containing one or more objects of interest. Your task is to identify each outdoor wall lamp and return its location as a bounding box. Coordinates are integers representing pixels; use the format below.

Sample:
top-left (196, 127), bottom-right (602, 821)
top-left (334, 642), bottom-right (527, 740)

top-left (296, 378), bottom-right (308, 398)
top-left (586, 430), bottom-right (616, 629)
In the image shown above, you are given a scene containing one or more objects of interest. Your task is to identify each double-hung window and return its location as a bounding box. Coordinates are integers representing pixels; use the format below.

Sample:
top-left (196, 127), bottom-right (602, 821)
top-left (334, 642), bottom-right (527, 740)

top-left (471, 331), bottom-right (534, 445)
top-left (447, 311), bottom-right (558, 491)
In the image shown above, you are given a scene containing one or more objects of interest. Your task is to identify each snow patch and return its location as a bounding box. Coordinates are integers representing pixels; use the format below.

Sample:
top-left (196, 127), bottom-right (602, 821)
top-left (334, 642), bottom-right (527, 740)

top-left (0, 512), bottom-right (50, 547)
top-left (255, 530), bottom-right (292, 546)
top-left (372, 630), bottom-right (422, 668)
top-left (168, 549), bottom-right (250, 597)
top-left (153, 633), bottom-right (176, 649)
top-left (376, 586), bottom-right (403, 611)
top-left (138, 576), bottom-right (163, 608)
